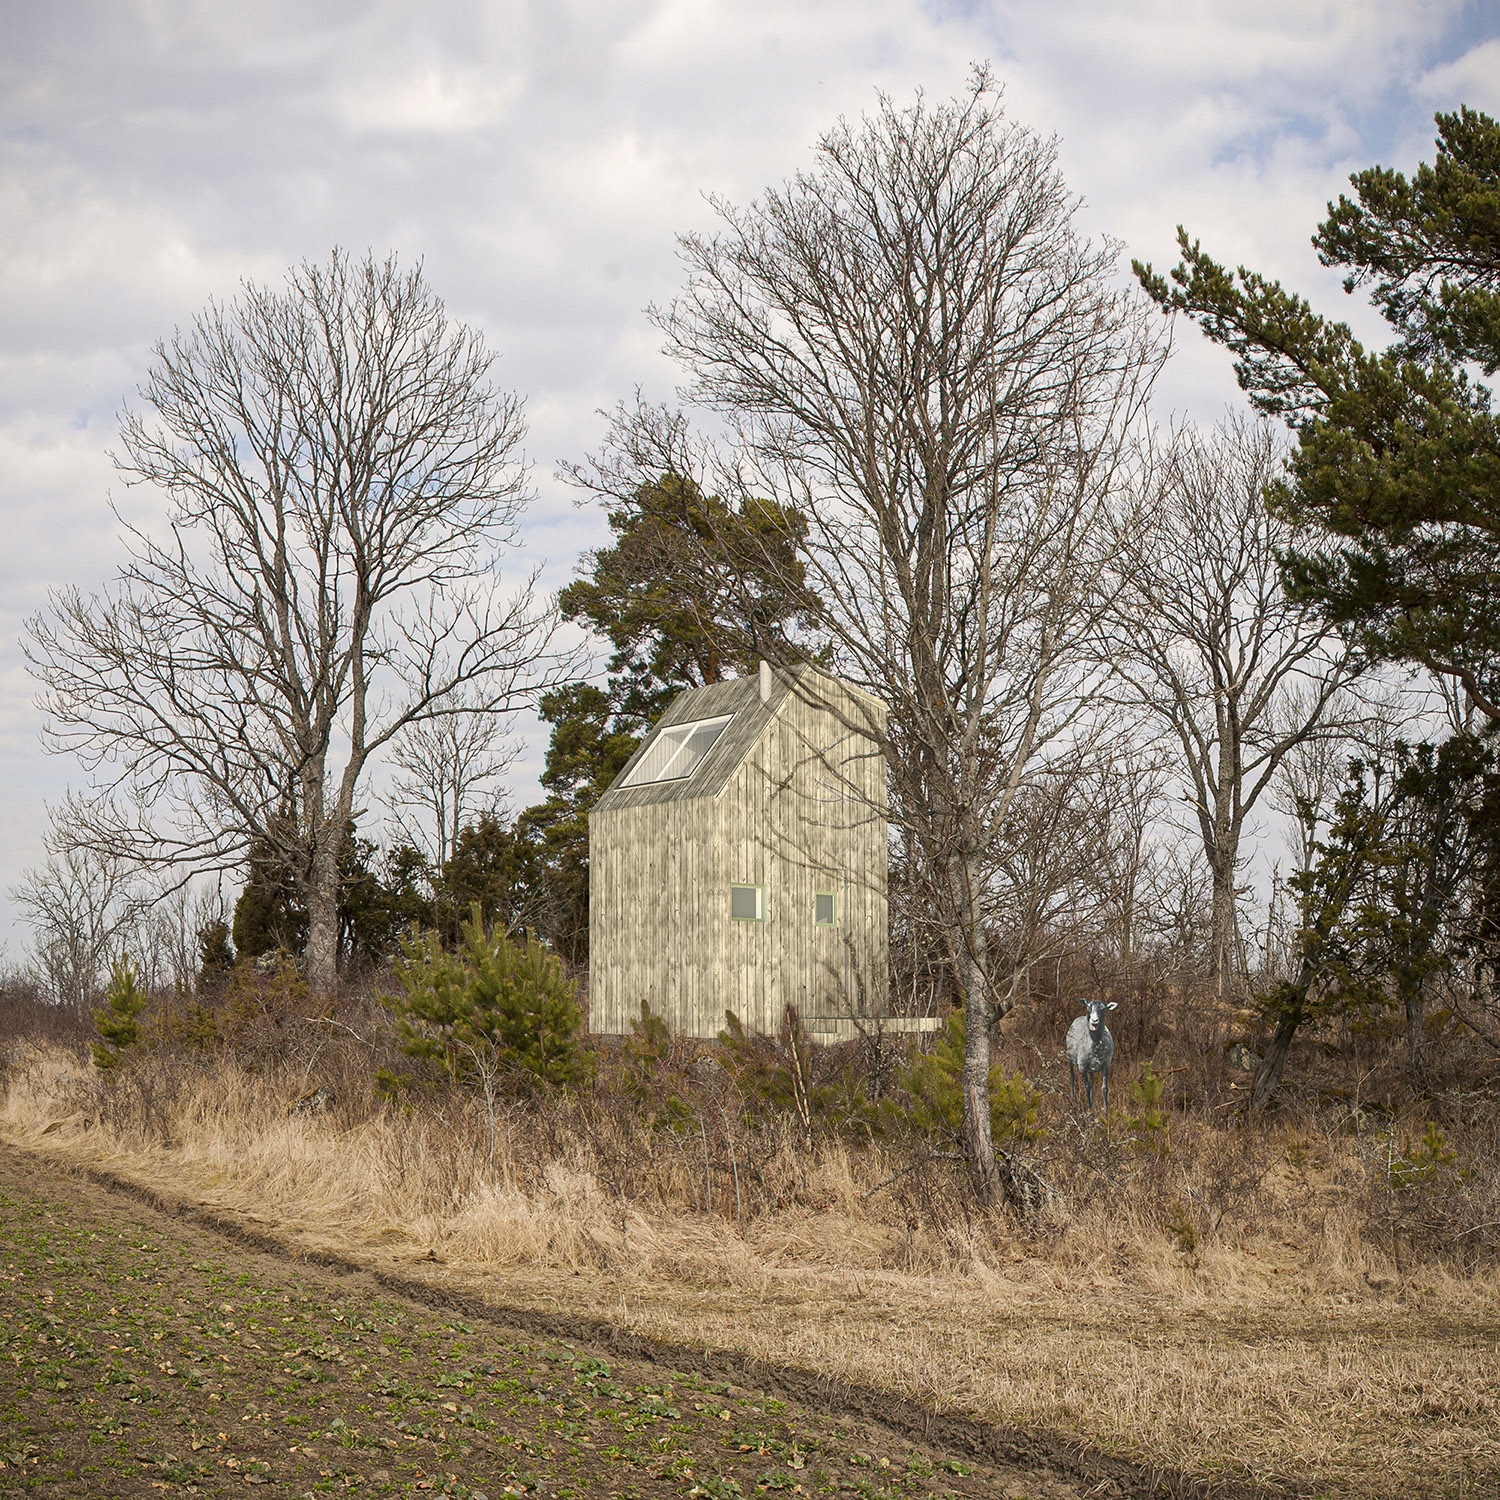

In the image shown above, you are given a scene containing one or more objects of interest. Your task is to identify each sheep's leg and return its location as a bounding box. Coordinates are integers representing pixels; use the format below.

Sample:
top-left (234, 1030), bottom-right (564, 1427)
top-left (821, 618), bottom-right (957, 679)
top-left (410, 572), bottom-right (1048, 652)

top-left (1069, 1061), bottom-right (1077, 1104)
top-left (1084, 1071), bottom-right (1094, 1112)
top-left (1101, 1064), bottom-right (1110, 1115)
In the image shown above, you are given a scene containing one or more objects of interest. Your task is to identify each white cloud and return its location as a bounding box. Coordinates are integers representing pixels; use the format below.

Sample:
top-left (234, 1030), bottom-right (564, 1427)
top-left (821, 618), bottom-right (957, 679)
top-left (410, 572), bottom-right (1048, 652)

top-left (334, 64), bottom-right (524, 135)
top-left (1417, 36), bottom-right (1500, 115)
top-left (0, 0), bottom-right (1494, 953)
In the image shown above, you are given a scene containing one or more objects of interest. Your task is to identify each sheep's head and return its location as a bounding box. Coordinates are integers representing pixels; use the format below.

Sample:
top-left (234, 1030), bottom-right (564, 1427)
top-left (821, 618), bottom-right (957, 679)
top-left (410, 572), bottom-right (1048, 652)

top-left (1079, 998), bottom-right (1117, 1034)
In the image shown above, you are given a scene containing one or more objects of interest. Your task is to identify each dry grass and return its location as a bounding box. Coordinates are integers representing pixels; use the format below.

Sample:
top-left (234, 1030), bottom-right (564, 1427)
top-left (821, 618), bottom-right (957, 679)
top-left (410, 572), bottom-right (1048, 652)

top-left (4, 1037), bottom-right (1499, 1497)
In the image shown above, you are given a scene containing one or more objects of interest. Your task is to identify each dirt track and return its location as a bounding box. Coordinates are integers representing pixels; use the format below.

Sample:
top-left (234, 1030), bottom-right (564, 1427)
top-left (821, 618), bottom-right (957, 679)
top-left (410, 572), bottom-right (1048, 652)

top-left (0, 1141), bottom-right (1274, 1499)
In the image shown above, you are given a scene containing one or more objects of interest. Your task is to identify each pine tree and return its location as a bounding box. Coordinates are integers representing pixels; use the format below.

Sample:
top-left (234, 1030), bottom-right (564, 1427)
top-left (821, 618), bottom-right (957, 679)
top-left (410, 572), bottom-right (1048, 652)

top-left (389, 907), bottom-right (590, 1090)
top-left (900, 1012), bottom-right (1043, 1147)
top-left (506, 471), bottom-right (820, 963)
top-left (91, 959), bottom-right (150, 1070)
top-left (1136, 107), bottom-right (1500, 717)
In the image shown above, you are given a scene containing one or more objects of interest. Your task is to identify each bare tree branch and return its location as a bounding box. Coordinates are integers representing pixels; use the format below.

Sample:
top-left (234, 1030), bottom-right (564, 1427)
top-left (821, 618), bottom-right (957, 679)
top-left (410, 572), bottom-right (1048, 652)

top-left (1106, 415), bottom-right (1364, 1004)
top-left (26, 250), bottom-right (574, 992)
top-left (385, 691), bottom-right (518, 872)
top-left (576, 76), bottom-right (1167, 1199)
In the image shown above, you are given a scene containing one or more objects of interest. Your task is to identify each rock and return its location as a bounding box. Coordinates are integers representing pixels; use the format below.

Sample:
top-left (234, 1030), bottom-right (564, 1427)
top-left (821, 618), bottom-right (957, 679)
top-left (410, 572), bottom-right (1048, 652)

top-left (1227, 1042), bottom-right (1261, 1072)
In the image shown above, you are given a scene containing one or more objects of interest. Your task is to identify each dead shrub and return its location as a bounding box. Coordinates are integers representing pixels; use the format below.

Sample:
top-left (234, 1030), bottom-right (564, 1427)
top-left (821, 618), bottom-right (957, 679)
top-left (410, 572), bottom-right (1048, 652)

top-left (3, 944), bottom-right (1500, 1291)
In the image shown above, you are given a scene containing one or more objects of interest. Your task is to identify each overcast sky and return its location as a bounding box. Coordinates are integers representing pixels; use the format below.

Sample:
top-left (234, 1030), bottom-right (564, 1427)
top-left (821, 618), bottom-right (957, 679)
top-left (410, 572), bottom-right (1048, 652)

top-left (2, 0), bottom-right (1498, 960)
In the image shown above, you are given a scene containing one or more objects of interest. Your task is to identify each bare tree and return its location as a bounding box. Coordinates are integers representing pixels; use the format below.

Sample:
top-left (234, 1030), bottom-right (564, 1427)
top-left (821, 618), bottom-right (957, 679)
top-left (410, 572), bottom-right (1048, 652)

top-left (1090, 743), bottom-right (1181, 964)
top-left (1109, 417), bottom-right (1362, 1005)
top-left (579, 77), bottom-right (1166, 1198)
top-left (26, 251), bottom-right (569, 993)
top-left (12, 834), bottom-right (141, 1012)
top-left (385, 692), bottom-right (517, 872)
top-left (1267, 689), bottom-right (1383, 882)
top-left (983, 747), bottom-right (1153, 998)
top-left (131, 881), bottom-right (233, 997)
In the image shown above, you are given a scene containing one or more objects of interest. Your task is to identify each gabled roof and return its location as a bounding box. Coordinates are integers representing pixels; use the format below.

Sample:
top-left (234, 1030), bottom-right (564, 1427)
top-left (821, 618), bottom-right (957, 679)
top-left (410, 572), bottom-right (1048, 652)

top-left (593, 672), bottom-right (789, 811)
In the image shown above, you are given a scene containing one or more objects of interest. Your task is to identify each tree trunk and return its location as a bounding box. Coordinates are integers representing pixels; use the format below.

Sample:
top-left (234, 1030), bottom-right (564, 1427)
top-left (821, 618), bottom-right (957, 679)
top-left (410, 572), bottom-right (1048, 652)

top-left (1403, 978), bottom-right (1426, 1086)
top-left (1206, 741), bottom-right (1243, 1007)
top-left (1208, 851), bottom-right (1238, 1005)
top-left (1252, 993), bottom-right (1303, 1110)
top-left (951, 850), bottom-right (999, 1201)
top-left (303, 835), bottom-right (342, 996)
top-left (961, 967), bottom-right (998, 1199)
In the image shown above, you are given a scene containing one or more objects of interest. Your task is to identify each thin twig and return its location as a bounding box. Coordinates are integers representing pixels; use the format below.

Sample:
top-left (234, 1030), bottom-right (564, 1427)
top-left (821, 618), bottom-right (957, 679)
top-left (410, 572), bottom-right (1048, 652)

top-left (305, 1016), bottom-right (370, 1045)
top-left (1453, 1220), bottom-right (1500, 1240)
top-left (862, 1153), bottom-right (964, 1199)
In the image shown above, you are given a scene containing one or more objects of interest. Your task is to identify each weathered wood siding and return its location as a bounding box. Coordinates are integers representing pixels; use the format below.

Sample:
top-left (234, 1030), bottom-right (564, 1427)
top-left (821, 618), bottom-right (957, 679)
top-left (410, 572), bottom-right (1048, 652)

top-left (589, 667), bottom-right (887, 1039)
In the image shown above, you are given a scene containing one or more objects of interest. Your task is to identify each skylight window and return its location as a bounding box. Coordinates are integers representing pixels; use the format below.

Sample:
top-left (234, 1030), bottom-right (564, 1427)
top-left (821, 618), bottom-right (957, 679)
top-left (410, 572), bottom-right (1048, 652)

top-left (623, 713), bottom-right (734, 786)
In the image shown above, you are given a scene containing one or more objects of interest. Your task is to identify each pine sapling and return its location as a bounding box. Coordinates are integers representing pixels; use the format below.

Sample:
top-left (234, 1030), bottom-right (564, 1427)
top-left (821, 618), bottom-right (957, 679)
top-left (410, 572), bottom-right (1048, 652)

top-left (92, 960), bottom-right (150, 1070)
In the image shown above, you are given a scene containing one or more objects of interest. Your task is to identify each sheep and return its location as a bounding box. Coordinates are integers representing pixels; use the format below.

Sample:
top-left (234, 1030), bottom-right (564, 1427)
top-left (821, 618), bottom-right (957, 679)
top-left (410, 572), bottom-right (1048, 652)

top-left (1066, 998), bottom-right (1118, 1113)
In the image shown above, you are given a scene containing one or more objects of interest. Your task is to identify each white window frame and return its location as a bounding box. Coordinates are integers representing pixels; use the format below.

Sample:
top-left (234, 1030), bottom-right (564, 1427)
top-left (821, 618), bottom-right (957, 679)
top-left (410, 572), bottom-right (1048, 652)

top-left (623, 713), bottom-right (735, 787)
top-left (813, 890), bottom-right (839, 926)
top-left (730, 884), bottom-right (764, 922)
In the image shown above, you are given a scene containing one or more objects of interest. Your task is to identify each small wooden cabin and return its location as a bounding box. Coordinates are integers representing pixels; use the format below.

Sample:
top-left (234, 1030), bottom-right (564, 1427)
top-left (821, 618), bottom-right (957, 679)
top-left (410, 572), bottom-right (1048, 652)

top-left (589, 662), bottom-right (891, 1039)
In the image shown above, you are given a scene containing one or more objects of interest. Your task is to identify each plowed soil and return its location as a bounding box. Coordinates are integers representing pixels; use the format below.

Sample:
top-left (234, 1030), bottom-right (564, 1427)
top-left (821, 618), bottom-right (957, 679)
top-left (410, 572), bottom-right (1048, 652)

top-left (0, 1142), bottom-right (1157, 1500)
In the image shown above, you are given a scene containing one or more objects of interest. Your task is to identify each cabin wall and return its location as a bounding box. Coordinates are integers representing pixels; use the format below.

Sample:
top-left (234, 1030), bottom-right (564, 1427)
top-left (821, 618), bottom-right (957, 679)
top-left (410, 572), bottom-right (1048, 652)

top-left (589, 681), bottom-right (887, 1039)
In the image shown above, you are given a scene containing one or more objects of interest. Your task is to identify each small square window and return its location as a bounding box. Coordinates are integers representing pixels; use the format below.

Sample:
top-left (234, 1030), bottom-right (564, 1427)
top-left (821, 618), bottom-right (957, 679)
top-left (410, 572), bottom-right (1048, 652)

top-left (730, 884), bottom-right (763, 921)
top-left (814, 891), bottom-right (838, 926)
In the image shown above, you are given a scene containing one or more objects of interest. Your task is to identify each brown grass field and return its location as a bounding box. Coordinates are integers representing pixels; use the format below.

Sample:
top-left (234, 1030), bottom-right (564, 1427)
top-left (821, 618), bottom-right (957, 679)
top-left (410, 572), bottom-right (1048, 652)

top-left (3, 1142), bottom-right (1092, 1500)
top-left (3, 1038), bottom-right (1498, 1499)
